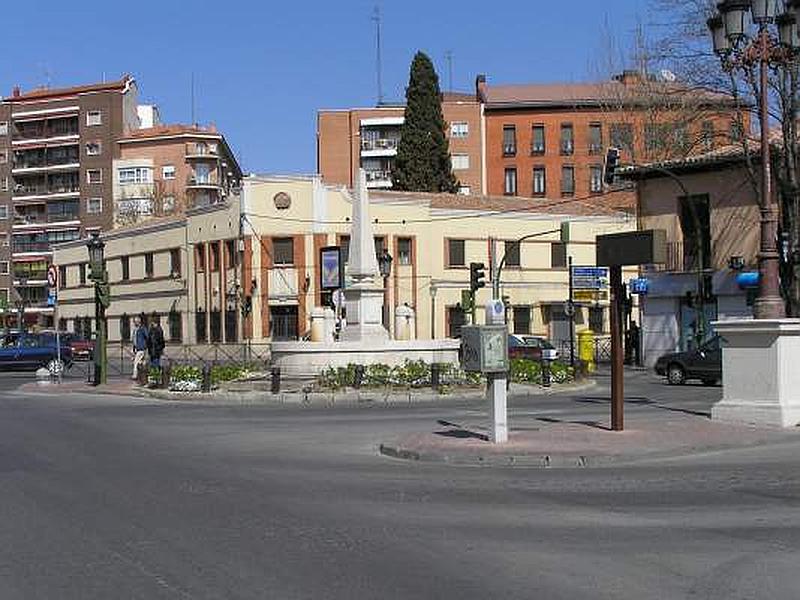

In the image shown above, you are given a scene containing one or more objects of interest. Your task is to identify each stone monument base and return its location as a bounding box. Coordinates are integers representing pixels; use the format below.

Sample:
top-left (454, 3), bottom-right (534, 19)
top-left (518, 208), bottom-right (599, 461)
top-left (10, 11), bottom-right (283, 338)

top-left (711, 319), bottom-right (800, 428)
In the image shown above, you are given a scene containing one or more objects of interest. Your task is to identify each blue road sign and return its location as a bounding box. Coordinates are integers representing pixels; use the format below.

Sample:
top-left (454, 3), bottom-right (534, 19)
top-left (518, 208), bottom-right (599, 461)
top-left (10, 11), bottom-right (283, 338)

top-left (572, 267), bottom-right (609, 278)
top-left (629, 278), bottom-right (650, 295)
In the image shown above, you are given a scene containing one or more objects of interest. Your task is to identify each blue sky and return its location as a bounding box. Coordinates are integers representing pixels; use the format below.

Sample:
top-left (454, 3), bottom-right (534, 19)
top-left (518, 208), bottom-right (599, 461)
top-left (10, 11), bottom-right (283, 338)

top-left (1, 0), bottom-right (645, 174)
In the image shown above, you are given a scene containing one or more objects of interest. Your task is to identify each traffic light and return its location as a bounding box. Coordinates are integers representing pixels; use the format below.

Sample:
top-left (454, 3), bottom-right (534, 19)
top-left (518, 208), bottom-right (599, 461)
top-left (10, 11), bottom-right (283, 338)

top-left (469, 262), bottom-right (486, 293)
top-left (560, 221), bottom-right (570, 243)
top-left (604, 147), bottom-right (620, 185)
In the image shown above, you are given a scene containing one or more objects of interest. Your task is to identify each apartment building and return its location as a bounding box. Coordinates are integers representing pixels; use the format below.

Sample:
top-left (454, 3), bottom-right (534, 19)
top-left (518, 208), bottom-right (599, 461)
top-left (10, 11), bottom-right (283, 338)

top-left (53, 176), bottom-right (636, 346)
top-left (317, 92), bottom-right (483, 194)
top-left (318, 72), bottom-right (742, 212)
top-left (114, 124), bottom-right (242, 225)
top-left (0, 76), bottom-right (139, 327)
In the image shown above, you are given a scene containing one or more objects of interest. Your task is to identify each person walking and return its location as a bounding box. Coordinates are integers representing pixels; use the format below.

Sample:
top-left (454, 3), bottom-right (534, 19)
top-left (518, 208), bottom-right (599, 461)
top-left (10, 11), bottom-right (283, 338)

top-left (132, 316), bottom-right (149, 381)
top-left (147, 317), bottom-right (166, 370)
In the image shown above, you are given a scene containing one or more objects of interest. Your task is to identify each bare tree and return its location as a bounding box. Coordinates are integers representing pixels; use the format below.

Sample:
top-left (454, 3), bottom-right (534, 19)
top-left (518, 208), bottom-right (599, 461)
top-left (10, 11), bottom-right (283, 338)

top-left (114, 180), bottom-right (189, 228)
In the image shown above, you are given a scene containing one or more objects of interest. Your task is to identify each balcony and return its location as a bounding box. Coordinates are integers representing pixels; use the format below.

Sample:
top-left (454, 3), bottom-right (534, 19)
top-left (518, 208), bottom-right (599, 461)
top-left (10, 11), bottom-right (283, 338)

top-left (560, 140), bottom-right (574, 155)
top-left (364, 170), bottom-right (393, 188)
top-left (13, 177), bottom-right (81, 200)
top-left (185, 142), bottom-right (219, 159)
top-left (13, 120), bottom-right (79, 145)
top-left (13, 269), bottom-right (48, 284)
top-left (13, 147), bottom-right (80, 173)
top-left (361, 138), bottom-right (399, 157)
top-left (502, 144), bottom-right (517, 157)
top-left (186, 174), bottom-right (222, 189)
top-left (12, 241), bottom-right (52, 254)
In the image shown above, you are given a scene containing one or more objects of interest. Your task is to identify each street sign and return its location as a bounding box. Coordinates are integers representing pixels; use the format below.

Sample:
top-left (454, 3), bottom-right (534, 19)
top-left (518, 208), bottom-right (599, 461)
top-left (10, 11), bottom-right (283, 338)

top-left (629, 278), bottom-right (650, 295)
top-left (564, 300), bottom-right (575, 317)
top-left (572, 267), bottom-right (608, 278)
top-left (47, 292), bottom-right (57, 307)
top-left (571, 266), bottom-right (609, 290)
top-left (573, 290), bottom-right (609, 302)
top-left (47, 265), bottom-right (58, 288)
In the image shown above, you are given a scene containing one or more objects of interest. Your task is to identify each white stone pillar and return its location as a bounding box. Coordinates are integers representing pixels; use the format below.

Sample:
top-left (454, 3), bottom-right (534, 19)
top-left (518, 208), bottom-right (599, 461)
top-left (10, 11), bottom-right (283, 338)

top-left (712, 319), bottom-right (800, 427)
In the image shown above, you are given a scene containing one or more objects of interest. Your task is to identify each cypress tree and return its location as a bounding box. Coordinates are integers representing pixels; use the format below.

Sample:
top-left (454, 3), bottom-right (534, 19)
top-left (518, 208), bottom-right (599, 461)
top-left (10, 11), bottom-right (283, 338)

top-left (392, 51), bottom-right (459, 193)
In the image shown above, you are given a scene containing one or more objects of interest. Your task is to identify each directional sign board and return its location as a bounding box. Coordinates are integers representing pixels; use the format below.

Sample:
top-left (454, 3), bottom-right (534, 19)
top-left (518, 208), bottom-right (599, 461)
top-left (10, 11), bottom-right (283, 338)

top-left (571, 266), bottom-right (609, 291)
top-left (574, 290), bottom-right (609, 302)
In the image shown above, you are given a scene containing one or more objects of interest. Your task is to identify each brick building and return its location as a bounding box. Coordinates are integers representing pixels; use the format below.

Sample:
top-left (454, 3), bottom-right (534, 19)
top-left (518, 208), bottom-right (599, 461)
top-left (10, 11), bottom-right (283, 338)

top-left (0, 77), bottom-right (139, 327)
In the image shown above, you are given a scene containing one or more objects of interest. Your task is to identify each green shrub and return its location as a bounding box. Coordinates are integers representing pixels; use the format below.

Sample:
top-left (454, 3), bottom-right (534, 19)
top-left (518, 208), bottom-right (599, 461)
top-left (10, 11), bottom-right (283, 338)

top-left (171, 365), bottom-right (202, 383)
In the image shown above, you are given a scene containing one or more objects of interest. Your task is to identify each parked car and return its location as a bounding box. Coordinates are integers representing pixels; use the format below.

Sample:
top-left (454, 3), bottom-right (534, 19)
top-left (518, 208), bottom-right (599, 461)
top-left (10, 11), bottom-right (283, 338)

top-left (508, 334), bottom-right (559, 361)
top-left (654, 336), bottom-right (722, 386)
top-left (520, 335), bottom-right (560, 361)
top-left (0, 333), bottom-right (74, 374)
top-left (60, 333), bottom-right (94, 361)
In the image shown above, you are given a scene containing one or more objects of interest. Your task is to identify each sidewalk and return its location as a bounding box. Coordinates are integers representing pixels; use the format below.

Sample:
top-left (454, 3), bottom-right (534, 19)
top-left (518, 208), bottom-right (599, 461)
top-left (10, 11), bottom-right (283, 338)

top-left (379, 409), bottom-right (800, 468)
top-left (17, 378), bottom-right (144, 397)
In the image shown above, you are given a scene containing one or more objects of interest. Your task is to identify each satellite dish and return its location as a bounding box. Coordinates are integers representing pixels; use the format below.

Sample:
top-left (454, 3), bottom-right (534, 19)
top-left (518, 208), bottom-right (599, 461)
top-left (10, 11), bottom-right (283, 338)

top-left (660, 69), bottom-right (677, 82)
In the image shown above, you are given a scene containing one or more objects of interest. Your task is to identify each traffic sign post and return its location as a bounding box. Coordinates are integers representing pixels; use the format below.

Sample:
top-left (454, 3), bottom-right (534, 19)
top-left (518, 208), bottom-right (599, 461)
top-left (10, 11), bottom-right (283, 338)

top-left (47, 265), bottom-right (62, 383)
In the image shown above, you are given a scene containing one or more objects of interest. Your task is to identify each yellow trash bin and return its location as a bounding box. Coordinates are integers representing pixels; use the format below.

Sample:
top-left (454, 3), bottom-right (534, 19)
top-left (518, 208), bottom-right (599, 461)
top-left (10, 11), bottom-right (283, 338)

top-left (578, 329), bottom-right (595, 373)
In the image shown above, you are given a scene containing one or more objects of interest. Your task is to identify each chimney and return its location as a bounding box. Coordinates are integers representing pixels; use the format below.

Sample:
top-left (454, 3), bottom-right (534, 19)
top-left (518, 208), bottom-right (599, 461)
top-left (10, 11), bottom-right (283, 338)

top-left (475, 74), bottom-right (487, 102)
top-left (12, 86), bottom-right (20, 98)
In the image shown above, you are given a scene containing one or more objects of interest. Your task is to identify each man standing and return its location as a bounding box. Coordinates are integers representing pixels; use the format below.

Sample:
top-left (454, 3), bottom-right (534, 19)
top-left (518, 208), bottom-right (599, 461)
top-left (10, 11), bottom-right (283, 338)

top-left (132, 316), bottom-right (148, 381)
top-left (147, 317), bottom-right (166, 370)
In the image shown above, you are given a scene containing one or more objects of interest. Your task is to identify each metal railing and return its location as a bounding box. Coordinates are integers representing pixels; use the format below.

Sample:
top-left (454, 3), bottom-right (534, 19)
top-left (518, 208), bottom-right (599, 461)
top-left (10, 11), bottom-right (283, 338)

top-left (556, 335), bottom-right (612, 364)
top-left (361, 138), bottom-right (399, 152)
top-left (365, 170), bottom-right (392, 182)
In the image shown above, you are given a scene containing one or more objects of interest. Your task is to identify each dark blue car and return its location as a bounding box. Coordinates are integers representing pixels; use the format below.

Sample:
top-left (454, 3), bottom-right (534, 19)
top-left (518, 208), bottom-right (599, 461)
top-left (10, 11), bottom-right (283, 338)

top-left (0, 334), bottom-right (74, 374)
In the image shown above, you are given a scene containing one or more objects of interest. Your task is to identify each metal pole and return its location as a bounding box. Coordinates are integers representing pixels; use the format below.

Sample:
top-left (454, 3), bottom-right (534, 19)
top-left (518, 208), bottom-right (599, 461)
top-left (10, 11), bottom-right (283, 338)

top-left (430, 290), bottom-right (436, 339)
top-left (610, 265), bottom-right (624, 431)
top-left (568, 255), bottom-right (575, 368)
top-left (754, 27), bottom-right (785, 319)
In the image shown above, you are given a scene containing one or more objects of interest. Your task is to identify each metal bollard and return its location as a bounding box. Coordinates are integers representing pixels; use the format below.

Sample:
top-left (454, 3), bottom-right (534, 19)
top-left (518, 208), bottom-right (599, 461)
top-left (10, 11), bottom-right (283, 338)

top-left (271, 366), bottom-right (281, 394)
top-left (353, 364), bottom-right (365, 389)
top-left (201, 363), bottom-right (211, 392)
top-left (431, 363), bottom-right (441, 391)
top-left (541, 359), bottom-right (552, 388)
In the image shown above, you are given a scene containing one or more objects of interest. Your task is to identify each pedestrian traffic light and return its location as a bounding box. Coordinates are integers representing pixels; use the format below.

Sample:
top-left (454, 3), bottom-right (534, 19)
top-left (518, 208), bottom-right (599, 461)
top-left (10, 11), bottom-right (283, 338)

top-left (604, 147), bottom-right (620, 185)
top-left (469, 262), bottom-right (486, 293)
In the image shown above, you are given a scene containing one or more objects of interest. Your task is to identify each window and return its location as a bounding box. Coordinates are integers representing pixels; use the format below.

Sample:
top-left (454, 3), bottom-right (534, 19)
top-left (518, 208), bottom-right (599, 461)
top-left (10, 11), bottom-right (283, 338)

top-left (170, 249), bottom-right (181, 276)
top-left (273, 237), bottom-right (294, 265)
top-left (533, 166), bottom-right (546, 196)
top-left (1, 177), bottom-right (7, 192)
top-left (513, 306), bottom-right (531, 335)
top-left (561, 165), bottom-right (575, 196)
top-left (551, 242), bottom-right (567, 268)
top-left (87, 169), bottom-right (102, 184)
top-left (447, 306), bottom-right (466, 338)
top-left (504, 241), bottom-right (520, 267)
top-left (120, 314), bottom-right (131, 342)
top-left (458, 186), bottom-right (471, 195)
top-left (196, 245), bottom-right (206, 272)
top-left (531, 124), bottom-right (545, 154)
top-left (79, 264), bottom-right (86, 285)
top-left (340, 235), bottom-right (350, 263)
top-left (590, 165), bottom-right (603, 193)
top-left (451, 154), bottom-right (469, 170)
top-left (0, 121), bottom-right (7, 135)
top-left (0, 206), bottom-right (7, 220)
top-left (162, 196), bottom-right (175, 213)
top-left (118, 167), bottom-right (152, 184)
top-left (86, 110), bottom-right (102, 126)
top-left (702, 121), bottom-right (715, 151)
top-left (448, 239), bottom-right (465, 267)
top-left (589, 306), bottom-right (604, 333)
top-left (504, 167), bottom-right (517, 196)
top-left (169, 311), bottom-right (182, 342)
top-left (730, 119), bottom-right (743, 143)
top-left (0, 261), bottom-right (8, 275)
top-left (196, 309), bottom-right (207, 343)
top-left (58, 265), bottom-right (66, 286)
top-left (451, 122), bottom-right (469, 138)
top-left (610, 123), bottom-right (633, 153)
top-left (679, 194), bottom-right (711, 271)
top-left (502, 125), bottom-right (517, 156)
top-left (162, 165), bottom-right (176, 180)
top-left (398, 237), bottom-right (412, 265)
top-left (225, 240), bottom-right (237, 270)
top-left (225, 309), bottom-right (238, 343)
top-left (120, 256), bottom-right (129, 281)
top-left (144, 253), bottom-right (154, 278)
top-left (589, 123), bottom-right (603, 154)
top-left (210, 243), bottom-right (220, 272)
top-left (85, 142), bottom-right (101, 156)
top-left (645, 123), bottom-right (670, 156)
top-left (87, 197), bottom-right (102, 214)
top-left (560, 123), bottom-right (574, 155)
top-left (210, 309), bottom-right (222, 343)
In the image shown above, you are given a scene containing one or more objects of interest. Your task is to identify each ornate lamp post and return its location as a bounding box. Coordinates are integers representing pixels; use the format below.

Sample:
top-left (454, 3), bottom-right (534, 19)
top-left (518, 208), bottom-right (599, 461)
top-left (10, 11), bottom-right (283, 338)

top-left (377, 248), bottom-right (393, 329)
top-left (86, 232), bottom-right (110, 385)
top-left (707, 0), bottom-right (798, 319)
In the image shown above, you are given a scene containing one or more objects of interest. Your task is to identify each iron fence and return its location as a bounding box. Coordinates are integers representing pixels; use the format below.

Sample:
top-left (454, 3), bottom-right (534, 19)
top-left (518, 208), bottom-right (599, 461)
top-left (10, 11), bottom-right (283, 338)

top-left (556, 335), bottom-right (612, 364)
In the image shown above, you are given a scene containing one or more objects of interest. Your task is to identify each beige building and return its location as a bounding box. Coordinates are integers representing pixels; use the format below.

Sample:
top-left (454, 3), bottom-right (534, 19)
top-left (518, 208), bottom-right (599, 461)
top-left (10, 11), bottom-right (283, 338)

top-left (53, 176), bottom-right (635, 347)
top-left (623, 145), bottom-right (762, 364)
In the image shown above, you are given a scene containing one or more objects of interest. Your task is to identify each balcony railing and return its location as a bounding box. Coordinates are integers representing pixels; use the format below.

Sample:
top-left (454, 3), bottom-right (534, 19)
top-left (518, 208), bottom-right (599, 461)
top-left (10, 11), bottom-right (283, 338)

top-left (13, 270), bottom-right (47, 281)
top-left (12, 241), bottom-right (52, 253)
top-left (13, 182), bottom-right (80, 197)
top-left (664, 240), bottom-right (713, 272)
top-left (361, 138), bottom-right (399, 152)
top-left (503, 144), bottom-right (517, 157)
top-left (13, 153), bottom-right (80, 170)
top-left (186, 175), bottom-right (221, 187)
top-left (14, 125), bottom-right (79, 140)
top-left (365, 169), bottom-right (392, 182)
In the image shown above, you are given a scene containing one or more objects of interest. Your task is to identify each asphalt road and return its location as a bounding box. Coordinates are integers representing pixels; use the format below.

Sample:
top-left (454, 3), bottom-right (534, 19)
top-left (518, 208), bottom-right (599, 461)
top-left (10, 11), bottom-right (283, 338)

top-left (1, 370), bottom-right (799, 599)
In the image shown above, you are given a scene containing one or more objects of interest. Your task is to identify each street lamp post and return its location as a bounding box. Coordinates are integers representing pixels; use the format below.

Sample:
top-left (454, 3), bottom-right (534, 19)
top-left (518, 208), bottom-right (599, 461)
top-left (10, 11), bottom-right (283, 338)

top-left (378, 249), bottom-right (393, 332)
top-left (708, 0), bottom-right (795, 319)
top-left (86, 232), bottom-right (110, 386)
top-left (429, 283), bottom-right (437, 340)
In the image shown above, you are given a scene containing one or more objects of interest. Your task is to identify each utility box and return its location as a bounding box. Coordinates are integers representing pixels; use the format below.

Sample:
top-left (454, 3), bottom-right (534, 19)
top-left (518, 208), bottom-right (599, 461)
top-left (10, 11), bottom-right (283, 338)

top-left (461, 325), bottom-right (508, 373)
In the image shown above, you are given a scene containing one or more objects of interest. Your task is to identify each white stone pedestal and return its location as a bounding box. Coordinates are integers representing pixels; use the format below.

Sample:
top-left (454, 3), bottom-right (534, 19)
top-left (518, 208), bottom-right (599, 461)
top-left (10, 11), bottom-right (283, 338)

top-left (712, 319), bottom-right (800, 427)
top-left (340, 283), bottom-right (389, 342)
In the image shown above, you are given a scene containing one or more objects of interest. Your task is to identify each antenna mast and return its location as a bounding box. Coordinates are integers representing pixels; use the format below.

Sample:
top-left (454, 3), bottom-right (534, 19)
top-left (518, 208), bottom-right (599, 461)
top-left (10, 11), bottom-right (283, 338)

top-left (445, 50), bottom-right (453, 93)
top-left (372, 6), bottom-right (384, 105)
